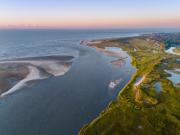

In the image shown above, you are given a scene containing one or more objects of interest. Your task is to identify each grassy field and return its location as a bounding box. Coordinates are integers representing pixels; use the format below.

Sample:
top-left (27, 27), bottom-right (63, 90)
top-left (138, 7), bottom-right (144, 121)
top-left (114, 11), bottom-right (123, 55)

top-left (79, 35), bottom-right (180, 135)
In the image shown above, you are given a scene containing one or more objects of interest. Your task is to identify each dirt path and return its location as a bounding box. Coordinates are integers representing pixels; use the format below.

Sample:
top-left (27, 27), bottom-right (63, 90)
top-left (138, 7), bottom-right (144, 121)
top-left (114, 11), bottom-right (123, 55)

top-left (134, 75), bottom-right (146, 87)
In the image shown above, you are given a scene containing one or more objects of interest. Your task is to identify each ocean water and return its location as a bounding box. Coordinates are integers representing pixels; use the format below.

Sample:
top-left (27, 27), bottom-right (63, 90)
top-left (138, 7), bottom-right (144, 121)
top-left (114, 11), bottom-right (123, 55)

top-left (1, 28), bottom-right (178, 60)
top-left (0, 29), bottom-right (177, 135)
top-left (0, 29), bottom-right (140, 60)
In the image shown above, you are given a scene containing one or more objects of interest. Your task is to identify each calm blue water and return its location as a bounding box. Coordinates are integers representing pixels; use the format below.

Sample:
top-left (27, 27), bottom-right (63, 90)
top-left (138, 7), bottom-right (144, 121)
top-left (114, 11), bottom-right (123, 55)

top-left (0, 29), bottom-right (178, 135)
top-left (165, 70), bottom-right (180, 86)
top-left (154, 82), bottom-right (161, 93)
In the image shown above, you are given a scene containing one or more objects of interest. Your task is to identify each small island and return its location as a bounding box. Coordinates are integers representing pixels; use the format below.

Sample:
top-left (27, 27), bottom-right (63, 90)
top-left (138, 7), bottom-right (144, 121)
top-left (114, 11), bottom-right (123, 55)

top-left (79, 33), bottom-right (180, 135)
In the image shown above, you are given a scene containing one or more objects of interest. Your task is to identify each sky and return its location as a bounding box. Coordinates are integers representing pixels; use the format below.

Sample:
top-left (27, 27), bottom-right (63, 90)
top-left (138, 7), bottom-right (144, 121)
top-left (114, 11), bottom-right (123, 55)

top-left (0, 0), bottom-right (180, 29)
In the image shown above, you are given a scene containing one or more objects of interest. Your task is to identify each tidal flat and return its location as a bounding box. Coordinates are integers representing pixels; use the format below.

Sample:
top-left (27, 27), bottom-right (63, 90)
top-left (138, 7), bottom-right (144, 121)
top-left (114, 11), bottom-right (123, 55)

top-left (0, 55), bottom-right (74, 96)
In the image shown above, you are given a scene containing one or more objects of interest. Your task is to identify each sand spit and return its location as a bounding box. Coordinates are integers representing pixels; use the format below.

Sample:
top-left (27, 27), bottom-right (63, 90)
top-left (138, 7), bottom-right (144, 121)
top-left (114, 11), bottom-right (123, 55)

top-left (82, 39), bottom-right (128, 68)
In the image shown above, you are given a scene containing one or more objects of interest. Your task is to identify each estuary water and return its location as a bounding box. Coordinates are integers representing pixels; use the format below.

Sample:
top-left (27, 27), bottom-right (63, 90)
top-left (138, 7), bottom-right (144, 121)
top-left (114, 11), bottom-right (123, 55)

top-left (0, 29), bottom-right (175, 135)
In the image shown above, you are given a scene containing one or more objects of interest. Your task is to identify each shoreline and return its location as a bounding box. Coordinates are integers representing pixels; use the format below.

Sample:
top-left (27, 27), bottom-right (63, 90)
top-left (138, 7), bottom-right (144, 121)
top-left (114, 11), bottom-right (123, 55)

top-left (79, 33), bottom-right (180, 135)
top-left (83, 39), bottom-right (132, 68)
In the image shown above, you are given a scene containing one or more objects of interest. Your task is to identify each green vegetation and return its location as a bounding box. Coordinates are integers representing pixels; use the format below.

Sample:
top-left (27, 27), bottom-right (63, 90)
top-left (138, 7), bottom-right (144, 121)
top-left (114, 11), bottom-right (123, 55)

top-left (173, 47), bottom-right (180, 54)
top-left (146, 33), bottom-right (180, 49)
top-left (79, 35), bottom-right (180, 135)
top-left (176, 83), bottom-right (180, 87)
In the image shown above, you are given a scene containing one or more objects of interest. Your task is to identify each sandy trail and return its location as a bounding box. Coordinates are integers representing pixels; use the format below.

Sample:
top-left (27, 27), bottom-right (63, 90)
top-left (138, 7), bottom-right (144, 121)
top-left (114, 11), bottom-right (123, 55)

top-left (134, 75), bottom-right (146, 87)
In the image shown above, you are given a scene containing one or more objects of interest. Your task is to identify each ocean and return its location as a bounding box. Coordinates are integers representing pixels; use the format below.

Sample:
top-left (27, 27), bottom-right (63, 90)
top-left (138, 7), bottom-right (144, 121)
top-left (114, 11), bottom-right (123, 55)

top-left (0, 29), bottom-right (178, 135)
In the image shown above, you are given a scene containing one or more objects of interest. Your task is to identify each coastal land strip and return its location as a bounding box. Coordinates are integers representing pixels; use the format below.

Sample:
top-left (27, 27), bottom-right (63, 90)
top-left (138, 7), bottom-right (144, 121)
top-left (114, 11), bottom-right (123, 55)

top-left (79, 33), bottom-right (180, 135)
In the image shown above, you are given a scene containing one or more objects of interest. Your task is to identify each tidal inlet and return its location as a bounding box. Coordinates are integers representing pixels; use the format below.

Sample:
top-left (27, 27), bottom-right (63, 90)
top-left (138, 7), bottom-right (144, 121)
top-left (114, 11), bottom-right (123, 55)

top-left (0, 1), bottom-right (180, 135)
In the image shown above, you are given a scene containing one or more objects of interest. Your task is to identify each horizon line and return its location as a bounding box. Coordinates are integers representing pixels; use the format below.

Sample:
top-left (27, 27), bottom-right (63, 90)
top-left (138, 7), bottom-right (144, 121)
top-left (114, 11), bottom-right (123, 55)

top-left (1, 26), bottom-right (180, 30)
